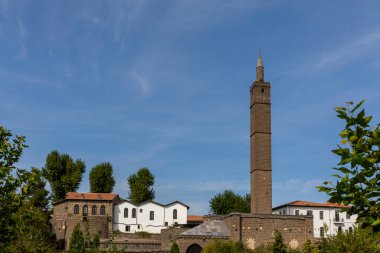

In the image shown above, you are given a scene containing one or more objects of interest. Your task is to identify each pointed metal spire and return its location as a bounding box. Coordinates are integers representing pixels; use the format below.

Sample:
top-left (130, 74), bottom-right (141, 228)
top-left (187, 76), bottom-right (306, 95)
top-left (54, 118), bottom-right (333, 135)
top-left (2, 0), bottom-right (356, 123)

top-left (257, 48), bottom-right (263, 67)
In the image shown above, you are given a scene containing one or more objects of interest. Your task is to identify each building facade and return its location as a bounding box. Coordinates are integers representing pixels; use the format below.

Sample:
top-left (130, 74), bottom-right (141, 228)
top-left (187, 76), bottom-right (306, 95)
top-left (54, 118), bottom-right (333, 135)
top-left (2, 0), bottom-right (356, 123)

top-left (113, 200), bottom-right (188, 234)
top-left (51, 192), bottom-right (120, 250)
top-left (272, 200), bottom-right (357, 238)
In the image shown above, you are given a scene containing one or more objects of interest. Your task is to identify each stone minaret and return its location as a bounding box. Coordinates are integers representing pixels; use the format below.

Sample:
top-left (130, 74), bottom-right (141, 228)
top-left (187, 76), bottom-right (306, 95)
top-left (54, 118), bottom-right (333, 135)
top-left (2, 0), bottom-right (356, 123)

top-left (250, 50), bottom-right (272, 214)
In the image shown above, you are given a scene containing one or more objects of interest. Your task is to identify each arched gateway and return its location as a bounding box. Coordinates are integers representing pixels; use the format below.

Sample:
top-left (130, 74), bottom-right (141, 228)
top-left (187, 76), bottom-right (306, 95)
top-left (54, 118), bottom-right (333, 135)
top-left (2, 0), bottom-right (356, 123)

top-left (186, 244), bottom-right (202, 253)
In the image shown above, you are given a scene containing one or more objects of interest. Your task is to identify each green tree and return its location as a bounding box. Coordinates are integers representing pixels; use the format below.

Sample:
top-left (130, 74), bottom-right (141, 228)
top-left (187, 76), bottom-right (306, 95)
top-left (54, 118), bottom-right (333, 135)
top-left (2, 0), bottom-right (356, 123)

top-left (24, 167), bottom-right (50, 212)
top-left (7, 203), bottom-right (53, 253)
top-left (0, 126), bottom-right (28, 250)
top-left (127, 167), bottom-right (155, 204)
top-left (170, 242), bottom-right (180, 253)
top-left (209, 190), bottom-right (250, 215)
top-left (89, 162), bottom-right (115, 193)
top-left (302, 240), bottom-right (318, 253)
top-left (318, 227), bottom-right (380, 253)
top-left (69, 223), bottom-right (85, 253)
top-left (42, 150), bottom-right (86, 202)
top-left (272, 230), bottom-right (287, 253)
top-left (317, 100), bottom-right (380, 230)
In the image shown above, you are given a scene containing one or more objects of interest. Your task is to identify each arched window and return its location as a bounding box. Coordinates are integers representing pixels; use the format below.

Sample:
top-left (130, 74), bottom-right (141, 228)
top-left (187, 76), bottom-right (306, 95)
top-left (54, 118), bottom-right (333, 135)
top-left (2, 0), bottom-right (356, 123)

top-left (74, 204), bottom-right (79, 214)
top-left (132, 208), bottom-right (136, 218)
top-left (124, 208), bottom-right (128, 218)
top-left (173, 209), bottom-right (177, 219)
top-left (83, 205), bottom-right (88, 215)
top-left (100, 205), bottom-right (105, 215)
top-left (92, 205), bottom-right (97, 215)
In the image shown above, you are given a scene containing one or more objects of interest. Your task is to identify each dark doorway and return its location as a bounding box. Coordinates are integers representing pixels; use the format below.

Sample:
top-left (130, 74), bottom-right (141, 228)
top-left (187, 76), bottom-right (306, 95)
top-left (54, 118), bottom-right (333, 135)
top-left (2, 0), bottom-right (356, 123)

top-left (186, 244), bottom-right (202, 253)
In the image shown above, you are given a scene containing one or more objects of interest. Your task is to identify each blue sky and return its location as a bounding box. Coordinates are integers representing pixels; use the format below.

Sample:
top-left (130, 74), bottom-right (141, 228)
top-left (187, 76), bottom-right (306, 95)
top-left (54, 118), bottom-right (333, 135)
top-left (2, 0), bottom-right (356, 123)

top-left (1, 0), bottom-right (380, 214)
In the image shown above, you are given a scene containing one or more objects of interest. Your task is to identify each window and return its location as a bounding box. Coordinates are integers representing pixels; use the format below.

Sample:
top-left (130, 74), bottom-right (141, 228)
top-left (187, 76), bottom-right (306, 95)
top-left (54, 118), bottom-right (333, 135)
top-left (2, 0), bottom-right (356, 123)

top-left (83, 205), bottom-right (88, 215)
top-left (165, 222), bottom-right (168, 226)
top-left (74, 204), bottom-right (79, 214)
top-left (132, 208), bottom-right (136, 218)
top-left (125, 226), bottom-right (130, 232)
top-left (307, 210), bottom-right (312, 216)
top-left (349, 227), bottom-right (353, 233)
top-left (295, 210), bottom-right (299, 215)
top-left (100, 205), bottom-right (105, 215)
top-left (150, 211), bottom-right (154, 220)
top-left (319, 211), bottom-right (324, 220)
top-left (346, 213), bottom-right (350, 220)
top-left (124, 208), bottom-right (128, 218)
top-left (335, 210), bottom-right (340, 221)
top-left (92, 205), bottom-right (97, 215)
top-left (338, 226), bottom-right (342, 234)
top-left (137, 225), bottom-right (140, 229)
top-left (320, 227), bottom-right (324, 237)
top-left (173, 209), bottom-right (177, 219)
top-left (140, 209), bottom-right (143, 213)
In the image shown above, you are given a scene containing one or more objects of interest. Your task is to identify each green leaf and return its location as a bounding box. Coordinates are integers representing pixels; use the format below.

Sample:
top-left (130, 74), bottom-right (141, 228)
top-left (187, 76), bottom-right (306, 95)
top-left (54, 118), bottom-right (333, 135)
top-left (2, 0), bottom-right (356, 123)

top-left (350, 99), bottom-right (365, 113)
top-left (371, 219), bottom-right (380, 227)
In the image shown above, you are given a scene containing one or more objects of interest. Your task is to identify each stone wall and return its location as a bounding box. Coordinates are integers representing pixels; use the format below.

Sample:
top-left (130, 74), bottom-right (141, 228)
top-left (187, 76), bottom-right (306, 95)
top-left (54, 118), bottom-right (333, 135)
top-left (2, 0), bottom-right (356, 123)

top-left (223, 213), bottom-right (314, 250)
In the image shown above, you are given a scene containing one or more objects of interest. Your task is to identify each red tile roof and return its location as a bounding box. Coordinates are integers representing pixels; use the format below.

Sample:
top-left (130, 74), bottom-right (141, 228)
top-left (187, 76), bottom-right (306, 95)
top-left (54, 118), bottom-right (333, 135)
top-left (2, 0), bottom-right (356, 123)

top-left (187, 215), bottom-right (204, 222)
top-left (274, 200), bottom-right (350, 209)
top-left (66, 192), bottom-right (118, 201)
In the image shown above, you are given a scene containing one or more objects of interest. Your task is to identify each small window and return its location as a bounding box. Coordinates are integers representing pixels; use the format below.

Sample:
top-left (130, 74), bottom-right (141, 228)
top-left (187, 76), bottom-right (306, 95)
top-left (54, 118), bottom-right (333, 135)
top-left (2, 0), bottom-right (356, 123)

top-left (125, 225), bottom-right (130, 232)
top-left (165, 222), bottom-right (168, 226)
top-left (150, 211), bottom-right (154, 220)
top-left (346, 213), bottom-right (350, 219)
top-left (319, 211), bottom-right (324, 220)
top-left (320, 227), bottom-right (324, 237)
top-left (132, 208), bottom-right (136, 218)
top-left (140, 209), bottom-right (143, 213)
top-left (307, 210), bottom-right (312, 216)
top-left (137, 225), bottom-right (140, 229)
top-left (261, 88), bottom-right (264, 93)
top-left (335, 210), bottom-right (340, 221)
top-left (92, 205), bottom-right (97, 215)
top-left (74, 204), bottom-right (79, 214)
top-left (174, 222), bottom-right (178, 225)
top-left (124, 208), bottom-right (128, 218)
top-left (338, 226), bottom-right (342, 234)
top-left (295, 210), bottom-right (299, 215)
top-left (173, 209), bottom-right (177, 219)
top-left (83, 205), bottom-right (88, 215)
top-left (100, 205), bottom-right (105, 215)
top-left (349, 227), bottom-right (353, 233)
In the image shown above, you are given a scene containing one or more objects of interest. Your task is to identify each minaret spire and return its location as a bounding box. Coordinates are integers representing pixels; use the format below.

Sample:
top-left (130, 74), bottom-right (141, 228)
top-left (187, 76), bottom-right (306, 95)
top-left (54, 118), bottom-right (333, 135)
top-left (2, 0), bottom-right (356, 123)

top-left (256, 49), bottom-right (264, 82)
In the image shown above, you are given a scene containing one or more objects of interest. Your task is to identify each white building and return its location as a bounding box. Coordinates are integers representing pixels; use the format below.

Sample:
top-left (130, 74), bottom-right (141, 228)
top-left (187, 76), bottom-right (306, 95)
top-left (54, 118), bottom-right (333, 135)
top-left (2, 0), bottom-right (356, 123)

top-left (113, 200), bottom-right (189, 234)
top-left (272, 200), bottom-right (357, 238)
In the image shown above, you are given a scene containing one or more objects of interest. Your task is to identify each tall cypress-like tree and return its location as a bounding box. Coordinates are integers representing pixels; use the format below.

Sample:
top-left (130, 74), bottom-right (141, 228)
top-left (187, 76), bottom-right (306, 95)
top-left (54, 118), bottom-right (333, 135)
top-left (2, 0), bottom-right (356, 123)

top-left (42, 150), bottom-right (86, 202)
top-left (127, 167), bottom-right (155, 204)
top-left (89, 162), bottom-right (115, 193)
top-left (69, 224), bottom-right (85, 253)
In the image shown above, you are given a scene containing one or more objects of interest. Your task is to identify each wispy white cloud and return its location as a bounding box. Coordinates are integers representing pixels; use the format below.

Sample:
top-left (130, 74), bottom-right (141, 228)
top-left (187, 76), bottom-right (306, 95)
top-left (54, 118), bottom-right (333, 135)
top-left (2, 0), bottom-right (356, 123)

top-left (17, 19), bottom-right (27, 59)
top-left (131, 70), bottom-right (150, 96)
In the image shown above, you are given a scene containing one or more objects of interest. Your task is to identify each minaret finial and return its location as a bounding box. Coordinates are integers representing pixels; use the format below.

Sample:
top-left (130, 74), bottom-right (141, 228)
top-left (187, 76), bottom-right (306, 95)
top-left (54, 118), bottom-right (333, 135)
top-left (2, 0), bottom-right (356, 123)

top-left (256, 49), bottom-right (264, 81)
top-left (257, 48), bottom-right (263, 67)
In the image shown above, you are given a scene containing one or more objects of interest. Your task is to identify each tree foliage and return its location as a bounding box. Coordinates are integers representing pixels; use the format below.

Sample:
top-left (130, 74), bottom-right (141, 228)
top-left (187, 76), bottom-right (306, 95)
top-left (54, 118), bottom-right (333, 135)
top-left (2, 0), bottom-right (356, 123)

top-left (127, 167), bottom-right (155, 204)
top-left (202, 240), bottom-right (253, 253)
top-left (7, 203), bottom-right (53, 253)
top-left (69, 223), bottom-right (85, 253)
top-left (317, 100), bottom-right (380, 230)
top-left (318, 227), bottom-right (380, 253)
top-left (273, 230), bottom-right (287, 253)
top-left (170, 242), bottom-right (180, 253)
top-left (25, 167), bottom-right (50, 212)
top-left (209, 190), bottom-right (250, 215)
top-left (302, 240), bottom-right (318, 253)
top-left (89, 162), bottom-right (115, 193)
top-left (42, 150), bottom-right (86, 202)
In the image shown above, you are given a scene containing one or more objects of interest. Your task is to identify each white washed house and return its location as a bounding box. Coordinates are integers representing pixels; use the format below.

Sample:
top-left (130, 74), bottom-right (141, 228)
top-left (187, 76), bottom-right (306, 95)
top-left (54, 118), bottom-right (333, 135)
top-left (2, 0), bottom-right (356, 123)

top-left (113, 200), bottom-right (188, 234)
top-left (272, 200), bottom-right (357, 238)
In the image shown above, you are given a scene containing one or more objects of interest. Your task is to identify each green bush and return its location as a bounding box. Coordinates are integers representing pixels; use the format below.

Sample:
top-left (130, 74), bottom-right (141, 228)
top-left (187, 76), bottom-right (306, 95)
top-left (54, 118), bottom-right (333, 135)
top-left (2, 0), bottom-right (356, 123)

top-left (202, 240), bottom-right (253, 253)
top-left (170, 242), bottom-right (180, 253)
